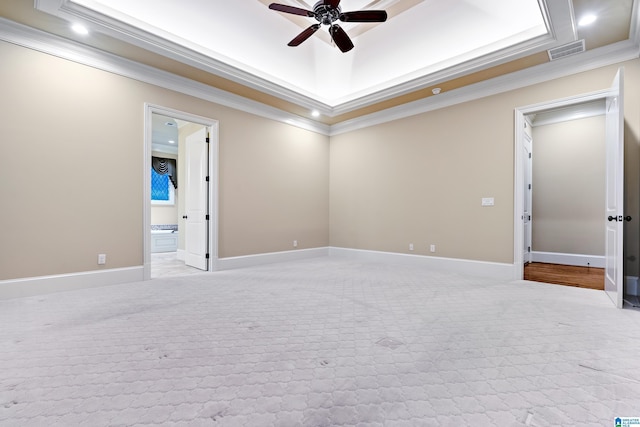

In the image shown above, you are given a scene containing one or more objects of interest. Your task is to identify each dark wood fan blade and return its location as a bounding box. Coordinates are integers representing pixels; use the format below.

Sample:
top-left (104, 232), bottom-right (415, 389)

top-left (288, 24), bottom-right (321, 46)
top-left (323, 0), bottom-right (341, 8)
top-left (329, 24), bottom-right (354, 52)
top-left (269, 3), bottom-right (314, 17)
top-left (340, 10), bottom-right (388, 22)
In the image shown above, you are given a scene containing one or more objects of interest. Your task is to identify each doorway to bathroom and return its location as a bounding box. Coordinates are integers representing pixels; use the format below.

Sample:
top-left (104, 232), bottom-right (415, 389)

top-left (143, 104), bottom-right (219, 280)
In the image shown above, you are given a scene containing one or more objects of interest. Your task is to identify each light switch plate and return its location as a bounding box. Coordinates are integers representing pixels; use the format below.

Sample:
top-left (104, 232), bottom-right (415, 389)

top-left (482, 197), bottom-right (495, 206)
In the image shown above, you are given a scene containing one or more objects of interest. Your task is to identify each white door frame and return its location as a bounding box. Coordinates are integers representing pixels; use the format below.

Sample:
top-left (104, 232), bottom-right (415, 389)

top-left (143, 103), bottom-right (219, 280)
top-left (523, 128), bottom-right (533, 265)
top-left (513, 89), bottom-right (611, 280)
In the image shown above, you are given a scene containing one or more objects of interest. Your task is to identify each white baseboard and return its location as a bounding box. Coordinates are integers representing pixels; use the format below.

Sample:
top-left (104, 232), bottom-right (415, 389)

top-left (329, 247), bottom-right (515, 280)
top-left (8, 249), bottom-right (608, 300)
top-left (531, 251), bottom-right (605, 268)
top-left (217, 247), bottom-right (330, 270)
top-left (627, 276), bottom-right (639, 296)
top-left (0, 267), bottom-right (144, 300)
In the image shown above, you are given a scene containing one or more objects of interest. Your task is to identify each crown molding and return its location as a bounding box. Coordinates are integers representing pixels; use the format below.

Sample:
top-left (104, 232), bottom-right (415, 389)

top-left (0, 13), bottom-right (637, 138)
top-left (0, 17), bottom-right (330, 136)
top-left (34, 0), bottom-right (576, 116)
top-left (632, 0), bottom-right (640, 48)
top-left (330, 39), bottom-right (639, 136)
top-left (35, 0), bottom-right (332, 113)
top-left (330, 0), bottom-right (578, 115)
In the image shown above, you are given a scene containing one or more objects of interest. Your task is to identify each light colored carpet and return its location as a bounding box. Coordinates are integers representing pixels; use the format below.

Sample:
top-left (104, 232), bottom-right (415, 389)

top-left (1, 258), bottom-right (639, 426)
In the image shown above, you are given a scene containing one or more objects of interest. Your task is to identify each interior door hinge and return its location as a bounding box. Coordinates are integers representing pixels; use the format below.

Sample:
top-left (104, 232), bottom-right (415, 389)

top-left (529, 153), bottom-right (532, 159)
top-left (205, 253), bottom-right (210, 259)
top-left (528, 184), bottom-right (532, 190)
top-left (528, 246), bottom-right (531, 253)
top-left (206, 137), bottom-right (210, 143)
top-left (206, 176), bottom-right (210, 182)
top-left (205, 214), bottom-right (210, 221)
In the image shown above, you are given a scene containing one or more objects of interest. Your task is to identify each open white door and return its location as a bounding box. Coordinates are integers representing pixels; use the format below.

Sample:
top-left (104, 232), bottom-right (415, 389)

top-left (185, 127), bottom-right (208, 271)
top-left (604, 68), bottom-right (624, 308)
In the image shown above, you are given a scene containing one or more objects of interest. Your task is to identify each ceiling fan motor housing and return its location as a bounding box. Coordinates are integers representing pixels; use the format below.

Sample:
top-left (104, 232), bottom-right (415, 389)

top-left (313, 1), bottom-right (341, 25)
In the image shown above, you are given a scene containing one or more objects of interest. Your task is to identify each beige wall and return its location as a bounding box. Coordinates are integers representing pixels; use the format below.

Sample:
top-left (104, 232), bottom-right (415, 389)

top-left (330, 102), bottom-right (515, 262)
top-left (330, 60), bottom-right (640, 275)
top-left (219, 115), bottom-right (329, 257)
top-left (150, 151), bottom-right (179, 226)
top-left (1, 39), bottom-right (638, 281)
top-left (531, 116), bottom-right (605, 255)
top-left (0, 40), bottom-right (330, 280)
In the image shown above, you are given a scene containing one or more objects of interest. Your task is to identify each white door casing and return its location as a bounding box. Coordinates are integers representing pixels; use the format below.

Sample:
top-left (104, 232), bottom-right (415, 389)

top-left (143, 104), bottom-right (219, 280)
top-left (514, 75), bottom-right (621, 291)
top-left (604, 68), bottom-right (624, 308)
top-left (523, 130), bottom-right (533, 265)
top-left (185, 127), bottom-right (209, 271)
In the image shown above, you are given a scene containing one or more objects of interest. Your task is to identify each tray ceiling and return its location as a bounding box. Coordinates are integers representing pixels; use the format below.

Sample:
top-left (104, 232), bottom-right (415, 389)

top-left (36, 1), bottom-right (565, 106)
top-left (11, 0), bottom-right (636, 124)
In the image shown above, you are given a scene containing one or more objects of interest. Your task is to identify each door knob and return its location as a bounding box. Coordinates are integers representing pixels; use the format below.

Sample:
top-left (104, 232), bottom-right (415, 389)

top-left (608, 215), bottom-right (631, 222)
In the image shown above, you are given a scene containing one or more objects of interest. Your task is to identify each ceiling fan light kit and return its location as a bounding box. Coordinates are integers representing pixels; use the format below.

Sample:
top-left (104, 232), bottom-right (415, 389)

top-left (268, 0), bottom-right (387, 52)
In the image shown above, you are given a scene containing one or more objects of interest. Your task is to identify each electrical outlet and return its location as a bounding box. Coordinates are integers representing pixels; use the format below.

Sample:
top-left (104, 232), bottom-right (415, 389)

top-left (97, 254), bottom-right (106, 265)
top-left (409, 243), bottom-right (414, 251)
top-left (430, 245), bottom-right (436, 253)
top-left (293, 240), bottom-right (298, 248)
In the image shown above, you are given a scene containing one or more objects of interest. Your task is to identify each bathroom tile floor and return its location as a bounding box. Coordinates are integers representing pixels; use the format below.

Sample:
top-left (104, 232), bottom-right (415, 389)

top-left (1, 258), bottom-right (640, 426)
top-left (151, 252), bottom-right (204, 278)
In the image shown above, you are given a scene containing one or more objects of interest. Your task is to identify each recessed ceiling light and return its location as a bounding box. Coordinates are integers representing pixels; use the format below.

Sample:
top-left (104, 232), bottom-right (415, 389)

top-left (432, 88), bottom-right (442, 95)
top-left (168, 140), bottom-right (176, 144)
top-left (311, 110), bottom-right (320, 118)
top-left (71, 23), bottom-right (89, 35)
top-left (578, 14), bottom-right (597, 27)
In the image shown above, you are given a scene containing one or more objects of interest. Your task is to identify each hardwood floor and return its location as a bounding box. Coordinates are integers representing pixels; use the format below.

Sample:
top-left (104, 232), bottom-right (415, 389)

top-left (524, 262), bottom-right (604, 290)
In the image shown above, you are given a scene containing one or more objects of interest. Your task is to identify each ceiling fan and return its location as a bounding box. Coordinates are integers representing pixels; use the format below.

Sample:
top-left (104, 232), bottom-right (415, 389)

top-left (268, 1), bottom-right (388, 52)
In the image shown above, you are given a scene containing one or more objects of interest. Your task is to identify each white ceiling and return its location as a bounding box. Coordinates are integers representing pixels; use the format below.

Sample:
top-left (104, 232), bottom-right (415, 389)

top-left (35, 0), bottom-right (578, 114)
top-left (152, 114), bottom-right (179, 154)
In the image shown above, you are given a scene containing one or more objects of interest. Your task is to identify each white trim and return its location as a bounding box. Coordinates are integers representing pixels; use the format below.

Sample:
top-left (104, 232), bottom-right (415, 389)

top-left (37, 0), bottom-right (331, 112)
top-left (217, 247), bottom-right (330, 271)
top-left (514, 110), bottom-right (526, 280)
top-left (514, 88), bottom-right (613, 281)
top-left (0, 267), bottom-right (144, 300)
top-left (328, 247), bottom-right (515, 280)
top-left (35, 0), bottom-right (577, 111)
top-left (0, 16), bottom-right (638, 136)
top-left (330, 39), bottom-right (637, 135)
top-left (0, 18), bottom-right (329, 136)
top-left (329, 0), bottom-right (579, 115)
top-left (144, 104), bottom-right (220, 280)
top-left (0, 248), bottom-right (516, 299)
top-left (530, 251), bottom-right (605, 268)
